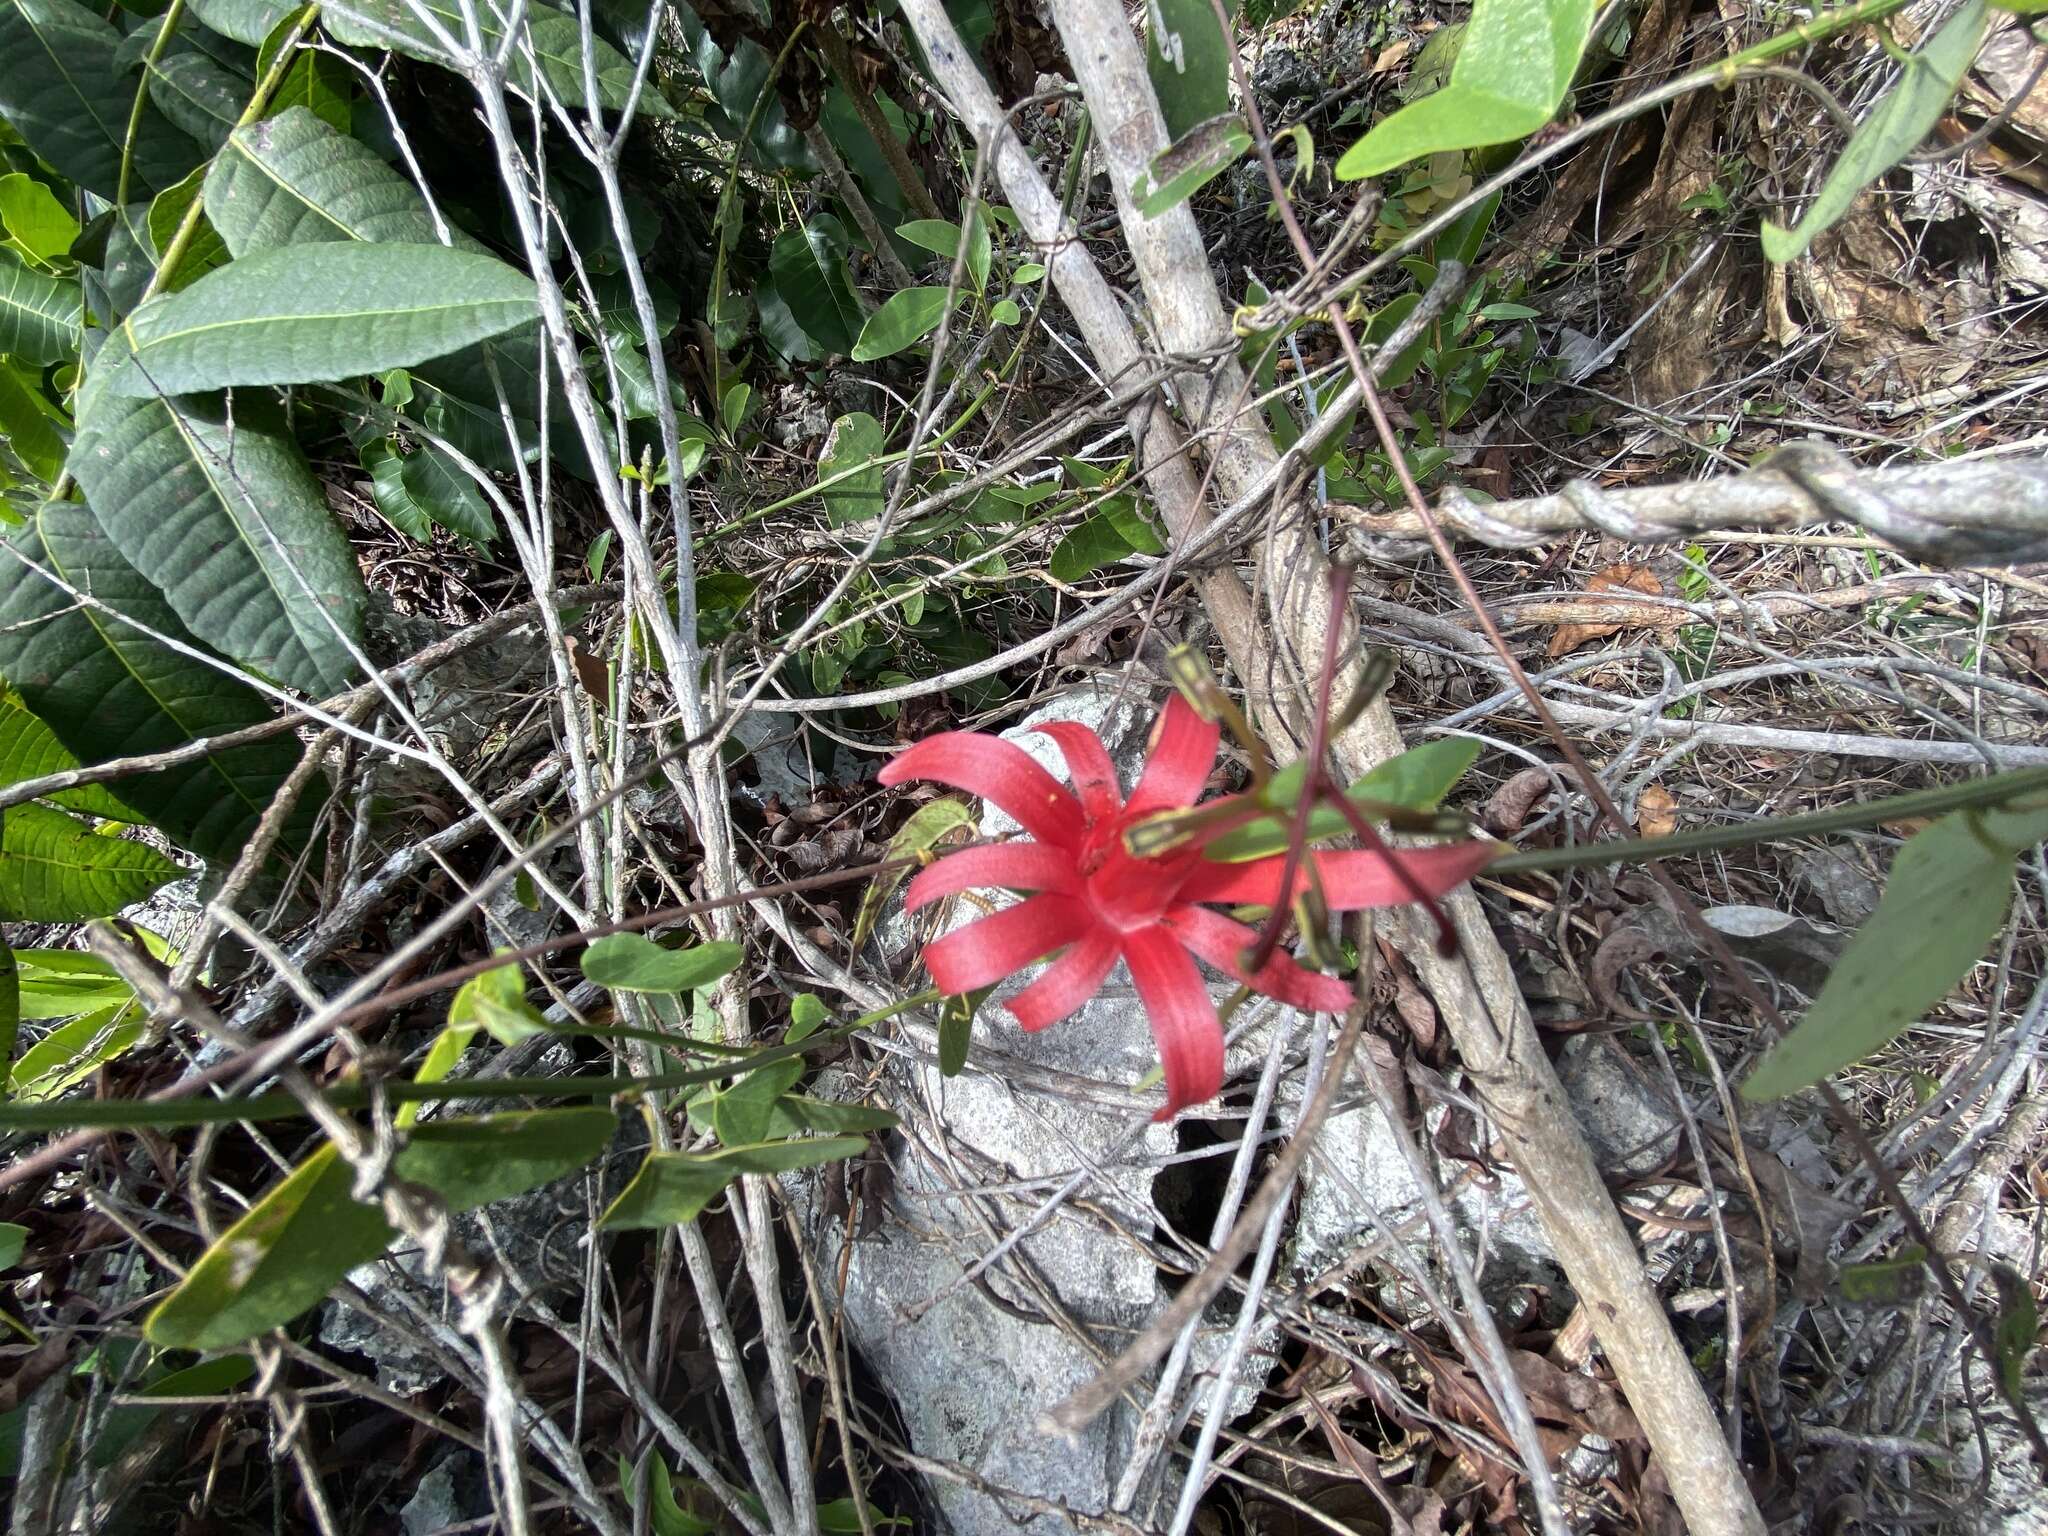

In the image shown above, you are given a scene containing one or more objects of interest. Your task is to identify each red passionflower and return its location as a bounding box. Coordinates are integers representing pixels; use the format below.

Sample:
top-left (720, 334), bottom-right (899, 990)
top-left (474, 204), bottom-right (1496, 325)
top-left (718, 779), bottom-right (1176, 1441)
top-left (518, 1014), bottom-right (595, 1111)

top-left (880, 697), bottom-right (1499, 1118)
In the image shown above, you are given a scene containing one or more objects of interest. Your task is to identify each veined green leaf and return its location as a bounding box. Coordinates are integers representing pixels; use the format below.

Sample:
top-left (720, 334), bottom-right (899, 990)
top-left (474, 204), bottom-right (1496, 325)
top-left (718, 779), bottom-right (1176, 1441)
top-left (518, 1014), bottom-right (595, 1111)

top-left (0, 364), bottom-right (66, 482)
top-left (112, 242), bottom-right (539, 395)
top-left (1761, 0), bottom-right (1988, 262)
top-left (448, 958), bottom-right (548, 1045)
top-left (0, 253), bottom-right (79, 366)
top-left (0, 802), bottom-right (179, 920)
top-left (0, 691), bottom-right (143, 822)
top-left (817, 411), bottom-right (885, 527)
top-left (1131, 115), bottom-right (1252, 220)
top-left (145, 1107), bottom-right (617, 1350)
top-left (68, 355), bottom-right (365, 696)
top-left (597, 1136), bottom-right (868, 1229)
top-left (146, 52), bottom-right (243, 153)
top-left (323, 0), bottom-right (669, 116)
top-left (187, 0), bottom-right (294, 45)
top-left (768, 216), bottom-right (865, 356)
top-left (0, 0), bottom-right (203, 197)
top-left (267, 44), bottom-right (352, 131)
top-left (204, 108), bottom-right (480, 256)
top-left (580, 934), bottom-right (743, 994)
top-left (0, 173), bottom-right (78, 265)
top-left (363, 435), bottom-right (495, 547)
top-left (850, 286), bottom-right (951, 362)
top-left (0, 502), bottom-right (327, 864)
top-left (1336, 0), bottom-right (1597, 180)
top-left (1742, 797), bottom-right (2045, 1100)
top-left (9, 1002), bottom-right (145, 1100)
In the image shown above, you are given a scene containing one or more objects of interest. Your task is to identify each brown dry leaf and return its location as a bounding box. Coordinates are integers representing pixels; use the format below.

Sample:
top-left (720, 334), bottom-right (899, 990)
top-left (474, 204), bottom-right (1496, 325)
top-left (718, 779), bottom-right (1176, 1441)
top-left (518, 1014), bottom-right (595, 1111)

top-left (1547, 564), bottom-right (1668, 657)
top-left (1370, 37), bottom-right (1412, 73)
top-left (1636, 783), bottom-right (1678, 838)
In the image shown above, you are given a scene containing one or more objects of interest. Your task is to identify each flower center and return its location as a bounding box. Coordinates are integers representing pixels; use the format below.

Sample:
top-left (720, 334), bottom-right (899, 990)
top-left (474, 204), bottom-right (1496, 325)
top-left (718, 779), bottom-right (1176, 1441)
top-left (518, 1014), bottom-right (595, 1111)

top-left (1077, 813), bottom-right (1201, 933)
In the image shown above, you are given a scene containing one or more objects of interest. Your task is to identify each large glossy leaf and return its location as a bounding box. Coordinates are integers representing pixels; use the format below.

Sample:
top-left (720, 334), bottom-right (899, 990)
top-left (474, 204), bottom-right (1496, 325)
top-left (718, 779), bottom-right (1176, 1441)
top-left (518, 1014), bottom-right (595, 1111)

top-left (597, 1136), bottom-right (867, 1230)
top-left (0, 253), bottom-right (79, 366)
top-left (0, 0), bottom-right (202, 197)
top-left (363, 435), bottom-right (496, 547)
top-left (68, 356), bottom-right (364, 695)
top-left (204, 107), bottom-right (476, 256)
top-left (112, 242), bottom-right (539, 395)
top-left (0, 691), bottom-right (142, 821)
top-left (675, 6), bottom-right (810, 168)
top-left (1336, 0), bottom-right (1597, 180)
top-left (850, 286), bottom-right (951, 362)
top-left (768, 216), bottom-right (864, 357)
top-left (146, 1108), bottom-right (617, 1350)
top-left (324, 0), bottom-right (668, 115)
top-left (147, 52), bottom-right (243, 153)
top-left (0, 801), bottom-right (180, 919)
top-left (186, 0), bottom-right (293, 45)
top-left (1761, 0), bottom-right (1988, 261)
top-left (0, 502), bottom-right (327, 862)
top-left (0, 363), bottom-right (67, 482)
top-left (1742, 798), bottom-right (2048, 1100)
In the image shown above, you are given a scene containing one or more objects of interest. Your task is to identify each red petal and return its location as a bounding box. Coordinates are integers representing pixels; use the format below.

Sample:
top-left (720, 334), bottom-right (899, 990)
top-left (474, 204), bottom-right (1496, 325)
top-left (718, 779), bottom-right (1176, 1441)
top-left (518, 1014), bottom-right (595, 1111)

top-left (921, 894), bottom-right (1093, 995)
top-left (1032, 721), bottom-right (1122, 823)
top-left (1180, 840), bottom-right (1499, 910)
top-left (1122, 925), bottom-right (1224, 1120)
top-left (905, 844), bottom-right (1081, 912)
top-left (1124, 695), bottom-right (1220, 817)
top-left (1007, 927), bottom-right (1119, 1032)
top-left (1162, 904), bottom-right (1354, 1014)
top-left (880, 733), bottom-right (1086, 849)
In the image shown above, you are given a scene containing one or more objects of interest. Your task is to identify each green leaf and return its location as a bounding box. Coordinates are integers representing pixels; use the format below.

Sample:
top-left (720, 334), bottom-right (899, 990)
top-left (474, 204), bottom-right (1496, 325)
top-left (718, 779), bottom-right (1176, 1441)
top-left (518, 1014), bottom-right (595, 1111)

top-left (765, 1094), bottom-right (897, 1137)
top-left (850, 286), bottom-right (951, 362)
top-left (1761, 0), bottom-right (1988, 262)
top-left (597, 1136), bottom-right (869, 1230)
top-left (147, 52), bottom-right (243, 153)
top-left (1050, 505), bottom-right (1156, 583)
top-left (1335, 0), bottom-right (1597, 180)
top-left (0, 253), bottom-right (79, 365)
top-left (580, 933), bottom-right (743, 994)
top-left (0, 173), bottom-right (78, 264)
top-left (323, 0), bottom-right (668, 115)
top-left (0, 364), bottom-right (66, 482)
top-left (1203, 737), bottom-right (1483, 862)
top-left (0, 1221), bottom-right (23, 1269)
top-left (1994, 1265), bottom-right (2039, 1403)
top-left (143, 167), bottom-right (230, 292)
top-left (363, 436), bottom-right (495, 547)
top-left (721, 379), bottom-right (752, 437)
top-left (852, 795), bottom-right (975, 946)
top-left (0, 803), bottom-right (179, 920)
top-left (1742, 802), bottom-right (2047, 1099)
top-left (0, 945), bottom-right (15, 1092)
top-left (0, 502), bottom-right (327, 864)
top-left (938, 988), bottom-right (979, 1076)
top-left (90, 1354), bottom-right (255, 1468)
top-left (67, 357), bottom-right (365, 696)
top-left (267, 45), bottom-right (351, 133)
top-left (9, 1003), bottom-right (145, 1100)
top-left (1837, 1246), bottom-right (1928, 1305)
top-left (15, 948), bottom-right (133, 1019)
top-left (896, 213), bottom-right (990, 291)
top-left (448, 959), bottom-right (548, 1045)
top-left (692, 1057), bottom-right (803, 1147)
top-left (146, 1107), bottom-right (616, 1349)
top-left (112, 242), bottom-right (539, 395)
top-left (817, 411), bottom-right (886, 528)
top-left (1131, 114), bottom-right (1252, 219)
top-left (768, 216), bottom-right (865, 356)
top-left (0, 0), bottom-right (201, 198)
top-left (187, 0), bottom-right (293, 45)
top-left (361, 436), bottom-right (430, 540)
top-left (203, 108), bottom-right (477, 257)
top-left (1146, 0), bottom-right (1236, 138)
top-left (990, 297), bottom-right (1020, 326)
top-left (788, 992), bottom-right (830, 1042)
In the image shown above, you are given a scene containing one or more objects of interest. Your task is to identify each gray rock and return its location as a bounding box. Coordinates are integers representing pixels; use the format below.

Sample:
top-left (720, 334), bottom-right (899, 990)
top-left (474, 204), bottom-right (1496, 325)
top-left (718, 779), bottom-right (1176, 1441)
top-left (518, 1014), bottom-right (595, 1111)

top-left (399, 1450), bottom-right (490, 1535)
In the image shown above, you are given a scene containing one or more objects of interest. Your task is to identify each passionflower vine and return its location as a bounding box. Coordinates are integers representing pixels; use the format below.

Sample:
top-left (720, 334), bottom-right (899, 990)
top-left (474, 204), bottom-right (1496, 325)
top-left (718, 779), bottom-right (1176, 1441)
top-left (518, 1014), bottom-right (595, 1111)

top-left (879, 696), bottom-right (1498, 1118)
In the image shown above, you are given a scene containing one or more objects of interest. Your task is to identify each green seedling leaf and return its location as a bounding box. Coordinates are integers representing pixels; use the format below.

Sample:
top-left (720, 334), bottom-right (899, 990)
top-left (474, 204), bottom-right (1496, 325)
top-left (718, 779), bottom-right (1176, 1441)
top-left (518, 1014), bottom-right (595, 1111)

top-left (938, 987), bottom-right (983, 1077)
top-left (721, 379), bottom-right (752, 436)
top-left (0, 1223), bottom-right (24, 1270)
top-left (1205, 737), bottom-right (1483, 861)
top-left (597, 1135), bottom-right (869, 1229)
top-left (788, 993), bottom-right (830, 1042)
top-left (852, 795), bottom-right (975, 946)
top-left (448, 959), bottom-right (548, 1045)
top-left (691, 1056), bottom-right (804, 1147)
top-left (581, 934), bottom-right (743, 994)
top-left (1762, 0), bottom-right (1988, 261)
top-left (0, 803), bottom-right (180, 920)
top-left (1132, 114), bottom-right (1252, 219)
top-left (1836, 1246), bottom-right (1929, 1306)
top-left (1336, 0), bottom-right (1598, 180)
top-left (850, 285), bottom-right (952, 361)
top-left (817, 410), bottom-right (886, 528)
top-left (146, 1108), bottom-right (616, 1350)
top-left (113, 243), bottom-right (538, 395)
top-left (1742, 801), bottom-right (2047, 1100)
top-left (9, 1004), bottom-right (145, 1101)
